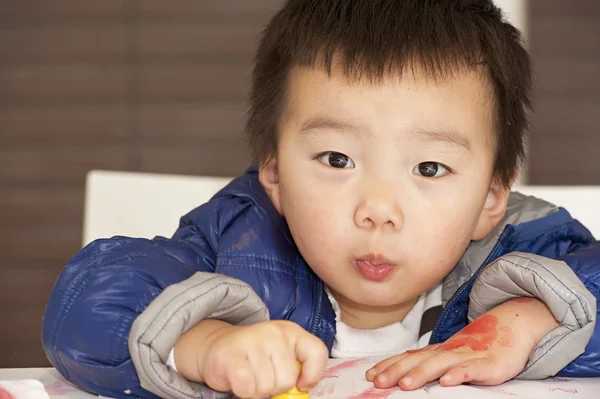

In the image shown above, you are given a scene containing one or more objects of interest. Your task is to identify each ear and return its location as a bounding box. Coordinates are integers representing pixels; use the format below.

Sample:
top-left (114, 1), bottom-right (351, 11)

top-left (258, 159), bottom-right (284, 215)
top-left (471, 183), bottom-right (511, 240)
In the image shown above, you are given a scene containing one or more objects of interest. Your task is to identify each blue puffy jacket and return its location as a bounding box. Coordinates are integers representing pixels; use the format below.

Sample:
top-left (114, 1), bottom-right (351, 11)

top-left (42, 168), bottom-right (600, 398)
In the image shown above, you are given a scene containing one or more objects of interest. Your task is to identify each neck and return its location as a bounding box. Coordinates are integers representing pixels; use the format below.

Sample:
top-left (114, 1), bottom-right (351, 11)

top-left (329, 289), bottom-right (419, 329)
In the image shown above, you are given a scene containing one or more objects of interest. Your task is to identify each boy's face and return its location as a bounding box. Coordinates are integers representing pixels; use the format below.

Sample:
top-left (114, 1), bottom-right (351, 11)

top-left (260, 63), bottom-right (510, 328)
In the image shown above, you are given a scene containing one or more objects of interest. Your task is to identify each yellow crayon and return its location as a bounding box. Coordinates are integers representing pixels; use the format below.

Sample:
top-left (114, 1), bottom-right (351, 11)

top-left (271, 362), bottom-right (310, 399)
top-left (270, 385), bottom-right (310, 399)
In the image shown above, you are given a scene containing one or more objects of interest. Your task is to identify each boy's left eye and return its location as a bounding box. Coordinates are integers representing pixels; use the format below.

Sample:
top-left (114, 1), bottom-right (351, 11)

top-left (412, 162), bottom-right (451, 178)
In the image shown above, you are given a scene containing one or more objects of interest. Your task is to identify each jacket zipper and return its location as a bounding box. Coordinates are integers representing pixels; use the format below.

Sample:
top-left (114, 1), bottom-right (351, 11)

top-left (430, 240), bottom-right (505, 343)
top-left (310, 280), bottom-right (324, 336)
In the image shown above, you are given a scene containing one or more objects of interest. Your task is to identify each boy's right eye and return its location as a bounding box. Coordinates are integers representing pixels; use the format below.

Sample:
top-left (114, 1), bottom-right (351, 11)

top-left (317, 151), bottom-right (355, 169)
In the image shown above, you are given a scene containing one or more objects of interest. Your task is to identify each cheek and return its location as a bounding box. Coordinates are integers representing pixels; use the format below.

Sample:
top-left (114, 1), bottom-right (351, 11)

top-left (411, 208), bottom-right (476, 275)
top-left (281, 184), bottom-right (348, 266)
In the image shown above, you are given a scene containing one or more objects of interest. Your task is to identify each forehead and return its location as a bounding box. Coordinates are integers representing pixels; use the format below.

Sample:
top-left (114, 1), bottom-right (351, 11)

top-left (281, 62), bottom-right (496, 151)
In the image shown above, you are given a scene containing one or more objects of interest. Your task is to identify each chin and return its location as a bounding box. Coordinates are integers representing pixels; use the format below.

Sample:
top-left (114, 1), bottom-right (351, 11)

top-left (353, 289), bottom-right (402, 307)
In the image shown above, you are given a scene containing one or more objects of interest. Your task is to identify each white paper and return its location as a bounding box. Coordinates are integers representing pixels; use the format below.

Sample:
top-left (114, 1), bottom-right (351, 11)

top-left (1, 363), bottom-right (599, 399)
top-left (0, 379), bottom-right (51, 399)
top-left (310, 356), bottom-right (599, 398)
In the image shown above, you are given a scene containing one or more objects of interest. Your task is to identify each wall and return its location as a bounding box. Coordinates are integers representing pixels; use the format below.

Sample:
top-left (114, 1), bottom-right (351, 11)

top-left (528, 1), bottom-right (600, 184)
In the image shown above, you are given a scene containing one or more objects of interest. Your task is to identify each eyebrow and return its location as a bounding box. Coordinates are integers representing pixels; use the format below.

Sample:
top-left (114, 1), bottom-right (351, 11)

top-left (299, 116), bottom-right (369, 136)
top-left (299, 116), bottom-right (472, 152)
top-left (411, 128), bottom-right (472, 152)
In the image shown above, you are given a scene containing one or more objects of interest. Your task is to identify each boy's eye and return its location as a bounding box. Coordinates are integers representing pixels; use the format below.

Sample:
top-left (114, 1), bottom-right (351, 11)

top-left (413, 162), bottom-right (451, 178)
top-left (317, 151), bottom-right (355, 169)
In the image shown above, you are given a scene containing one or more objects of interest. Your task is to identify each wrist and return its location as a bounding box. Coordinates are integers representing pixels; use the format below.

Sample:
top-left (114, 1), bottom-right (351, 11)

top-left (495, 298), bottom-right (559, 349)
top-left (174, 319), bottom-right (236, 382)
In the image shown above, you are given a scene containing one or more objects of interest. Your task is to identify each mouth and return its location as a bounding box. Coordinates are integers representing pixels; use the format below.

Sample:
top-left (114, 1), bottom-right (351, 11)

top-left (353, 254), bottom-right (397, 282)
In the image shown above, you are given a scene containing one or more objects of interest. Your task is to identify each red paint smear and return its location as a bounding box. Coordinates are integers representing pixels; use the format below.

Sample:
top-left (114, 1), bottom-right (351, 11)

top-left (494, 388), bottom-right (519, 397)
top-left (437, 315), bottom-right (498, 352)
top-left (513, 297), bottom-right (536, 303)
top-left (44, 381), bottom-right (79, 395)
top-left (498, 325), bottom-right (514, 348)
top-left (437, 335), bottom-right (493, 351)
top-left (0, 388), bottom-right (15, 399)
top-left (549, 387), bottom-right (578, 393)
top-left (348, 387), bottom-right (399, 399)
top-left (311, 383), bottom-right (335, 397)
top-left (324, 358), bottom-right (370, 379)
top-left (461, 314), bottom-right (498, 335)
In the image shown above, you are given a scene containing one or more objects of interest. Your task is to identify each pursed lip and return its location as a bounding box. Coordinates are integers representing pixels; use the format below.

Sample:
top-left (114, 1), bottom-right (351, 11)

top-left (355, 253), bottom-right (396, 267)
top-left (353, 253), bottom-right (397, 282)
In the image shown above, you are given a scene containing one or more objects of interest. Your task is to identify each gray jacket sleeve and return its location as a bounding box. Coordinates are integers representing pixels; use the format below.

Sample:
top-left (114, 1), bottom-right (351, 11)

top-left (128, 272), bottom-right (270, 399)
top-left (468, 252), bottom-right (596, 379)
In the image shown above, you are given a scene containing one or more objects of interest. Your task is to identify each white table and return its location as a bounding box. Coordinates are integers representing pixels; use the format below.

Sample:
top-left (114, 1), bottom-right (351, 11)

top-left (0, 368), bottom-right (95, 398)
top-left (2, 358), bottom-right (600, 399)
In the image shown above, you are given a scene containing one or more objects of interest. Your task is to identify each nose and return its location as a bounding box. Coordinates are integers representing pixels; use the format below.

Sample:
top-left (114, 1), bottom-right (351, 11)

top-left (354, 189), bottom-right (403, 232)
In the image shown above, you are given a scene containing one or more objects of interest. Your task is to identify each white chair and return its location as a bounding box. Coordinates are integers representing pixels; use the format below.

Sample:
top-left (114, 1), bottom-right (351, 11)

top-left (82, 170), bottom-right (600, 246)
top-left (82, 170), bottom-right (232, 245)
top-left (513, 185), bottom-right (600, 237)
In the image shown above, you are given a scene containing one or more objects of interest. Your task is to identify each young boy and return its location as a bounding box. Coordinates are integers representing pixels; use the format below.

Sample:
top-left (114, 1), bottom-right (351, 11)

top-left (42, 1), bottom-right (600, 398)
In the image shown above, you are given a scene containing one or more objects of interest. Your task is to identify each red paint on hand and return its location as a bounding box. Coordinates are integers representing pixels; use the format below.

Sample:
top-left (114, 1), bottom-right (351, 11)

top-left (436, 315), bottom-right (498, 352)
top-left (498, 325), bottom-right (514, 347)
top-left (0, 388), bottom-right (14, 399)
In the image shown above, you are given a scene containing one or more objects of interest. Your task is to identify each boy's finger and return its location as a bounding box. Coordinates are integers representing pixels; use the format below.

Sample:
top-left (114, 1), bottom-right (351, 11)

top-left (226, 357), bottom-right (257, 399)
top-left (247, 350), bottom-right (275, 398)
top-left (269, 343), bottom-right (299, 395)
top-left (371, 351), bottom-right (438, 389)
top-left (203, 351), bottom-right (243, 393)
top-left (366, 345), bottom-right (442, 381)
top-left (366, 354), bottom-right (405, 381)
top-left (295, 333), bottom-right (329, 391)
top-left (441, 358), bottom-right (506, 387)
top-left (397, 351), bottom-right (473, 391)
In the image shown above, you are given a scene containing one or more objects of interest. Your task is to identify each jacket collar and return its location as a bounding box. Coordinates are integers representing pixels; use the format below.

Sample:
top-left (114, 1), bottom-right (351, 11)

top-left (442, 191), bottom-right (560, 304)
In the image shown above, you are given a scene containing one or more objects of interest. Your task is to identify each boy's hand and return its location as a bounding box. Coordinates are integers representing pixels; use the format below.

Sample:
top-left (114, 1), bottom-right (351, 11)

top-left (175, 319), bottom-right (328, 399)
top-left (365, 297), bottom-right (559, 390)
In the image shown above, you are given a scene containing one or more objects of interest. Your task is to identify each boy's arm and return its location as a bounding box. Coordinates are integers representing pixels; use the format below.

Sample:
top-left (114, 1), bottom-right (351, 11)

top-left (468, 250), bottom-right (599, 378)
top-left (42, 198), bottom-right (269, 399)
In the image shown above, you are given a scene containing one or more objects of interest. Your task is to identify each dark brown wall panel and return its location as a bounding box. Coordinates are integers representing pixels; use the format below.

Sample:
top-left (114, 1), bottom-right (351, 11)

top-left (0, 187), bottom-right (83, 227)
top-left (137, 103), bottom-right (247, 140)
top-left (0, 65), bottom-right (128, 103)
top-left (138, 63), bottom-right (252, 102)
top-left (0, 147), bottom-right (129, 184)
top-left (139, 22), bottom-right (262, 59)
top-left (527, 0), bottom-right (600, 185)
top-left (0, 105), bottom-right (128, 144)
top-left (0, 26), bottom-right (129, 61)
top-left (139, 141), bottom-right (250, 177)
top-left (138, 0), bottom-right (284, 18)
top-left (0, 1), bottom-right (127, 19)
